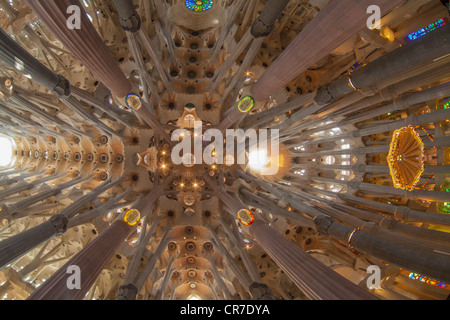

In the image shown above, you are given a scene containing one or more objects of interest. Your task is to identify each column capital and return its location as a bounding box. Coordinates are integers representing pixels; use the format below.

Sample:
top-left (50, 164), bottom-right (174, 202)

top-left (120, 12), bottom-right (141, 33)
top-left (313, 215), bottom-right (333, 235)
top-left (250, 18), bottom-right (273, 38)
top-left (51, 75), bottom-right (71, 99)
top-left (49, 214), bottom-right (69, 235)
top-left (249, 282), bottom-right (275, 300)
top-left (116, 283), bottom-right (138, 300)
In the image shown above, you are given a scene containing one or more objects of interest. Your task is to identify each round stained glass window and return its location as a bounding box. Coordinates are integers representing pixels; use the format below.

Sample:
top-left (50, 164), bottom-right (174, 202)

top-left (125, 93), bottom-right (142, 110)
top-left (237, 209), bottom-right (255, 226)
top-left (185, 0), bottom-right (213, 12)
top-left (238, 96), bottom-right (255, 113)
top-left (124, 209), bottom-right (141, 226)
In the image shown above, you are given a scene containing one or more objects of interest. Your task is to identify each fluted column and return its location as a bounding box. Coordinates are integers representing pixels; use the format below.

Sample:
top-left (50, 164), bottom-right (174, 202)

top-left (251, 0), bottom-right (290, 38)
top-left (9, 92), bottom-right (86, 137)
top-left (350, 181), bottom-right (450, 202)
top-left (216, 101), bottom-right (246, 132)
top-left (132, 227), bottom-right (172, 295)
top-left (27, 219), bottom-right (134, 300)
top-left (208, 261), bottom-right (232, 300)
top-left (249, 220), bottom-right (378, 300)
top-left (0, 214), bottom-right (68, 270)
top-left (0, 174), bottom-right (63, 200)
top-left (115, 215), bottom-right (162, 300)
top-left (0, 170), bottom-right (43, 188)
top-left (1, 177), bottom-right (89, 222)
top-left (26, 0), bottom-right (132, 98)
top-left (315, 216), bottom-right (450, 283)
top-left (113, 0), bottom-right (141, 33)
top-left (207, 227), bottom-right (252, 292)
top-left (240, 188), bottom-right (316, 228)
top-left (0, 28), bottom-right (69, 98)
top-left (339, 194), bottom-right (450, 227)
top-left (251, 0), bottom-right (406, 101)
top-left (155, 257), bottom-right (174, 300)
top-left (314, 23), bottom-right (450, 105)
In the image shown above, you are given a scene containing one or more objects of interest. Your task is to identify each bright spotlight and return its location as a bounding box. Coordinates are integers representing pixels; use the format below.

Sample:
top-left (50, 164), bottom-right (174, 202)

top-left (0, 137), bottom-right (14, 168)
top-left (248, 149), bottom-right (270, 172)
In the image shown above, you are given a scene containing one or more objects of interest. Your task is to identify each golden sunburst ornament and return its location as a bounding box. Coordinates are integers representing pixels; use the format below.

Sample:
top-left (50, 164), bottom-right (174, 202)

top-left (387, 126), bottom-right (425, 191)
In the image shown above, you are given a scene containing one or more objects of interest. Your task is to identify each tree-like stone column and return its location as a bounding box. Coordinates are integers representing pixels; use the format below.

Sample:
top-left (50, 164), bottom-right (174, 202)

top-left (250, 0), bottom-right (406, 101)
top-left (27, 218), bottom-right (134, 300)
top-left (26, 0), bottom-right (132, 98)
top-left (249, 220), bottom-right (378, 300)
top-left (251, 0), bottom-right (291, 38)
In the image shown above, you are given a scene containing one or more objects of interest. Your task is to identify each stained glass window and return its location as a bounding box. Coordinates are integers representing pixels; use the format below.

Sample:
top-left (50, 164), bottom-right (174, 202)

top-left (409, 273), bottom-right (447, 288)
top-left (408, 18), bottom-right (446, 41)
top-left (443, 98), bottom-right (450, 109)
top-left (185, 0), bottom-right (213, 12)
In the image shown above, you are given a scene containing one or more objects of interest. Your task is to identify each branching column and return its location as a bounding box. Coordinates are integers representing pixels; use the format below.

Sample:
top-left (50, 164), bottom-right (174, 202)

top-left (251, 0), bottom-right (406, 101)
top-left (248, 219), bottom-right (378, 300)
top-left (26, 0), bottom-right (132, 98)
top-left (27, 218), bottom-right (134, 300)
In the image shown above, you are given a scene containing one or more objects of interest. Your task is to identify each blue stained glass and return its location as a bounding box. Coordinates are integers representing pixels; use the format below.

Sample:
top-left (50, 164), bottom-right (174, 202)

top-left (185, 0), bottom-right (213, 12)
top-left (407, 19), bottom-right (446, 41)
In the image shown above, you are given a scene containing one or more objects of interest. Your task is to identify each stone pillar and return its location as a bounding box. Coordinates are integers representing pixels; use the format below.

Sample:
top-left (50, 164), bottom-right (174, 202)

top-left (0, 214), bottom-right (68, 270)
top-left (70, 86), bottom-right (138, 129)
top-left (216, 102), bottom-right (246, 132)
top-left (210, 0), bottom-right (247, 62)
top-left (355, 100), bottom-right (450, 137)
top-left (251, 0), bottom-right (291, 38)
top-left (0, 103), bottom-right (58, 136)
top-left (26, 0), bottom-right (132, 98)
top-left (0, 174), bottom-right (62, 200)
top-left (124, 216), bottom-right (161, 280)
top-left (10, 93), bottom-right (86, 137)
top-left (132, 227), bottom-right (172, 296)
top-left (211, 30), bottom-right (253, 91)
top-left (27, 219), bottom-right (134, 300)
top-left (351, 181), bottom-right (450, 202)
top-left (0, 0), bottom-right (17, 18)
top-left (0, 170), bottom-right (43, 188)
top-left (343, 73), bottom-right (450, 124)
top-left (0, 28), bottom-right (70, 98)
top-left (250, 0), bottom-right (406, 101)
top-left (339, 194), bottom-right (450, 227)
top-left (112, 0), bottom-right (141, 33)
top-left (207, 227), bottom-right (253, 292)
top-left (243, 92), bottom-right (316, 130)
top-left (223, 37), bottom-right (265, 106)
top-left (67, 191), bottom-right (133, 228)
top-left (316, 216), bottom-right (450, 283)
top-left (208, 260), bottom-right (232, 300)
top-left (315, 24), bottom-right (450, 105)
top-left (2, 177), bottom-right (89, 222)
top-left (60, 178), bottom-right (123, 219)
top-left (155, 257), bottom-right (174, 300)
top-left (240, 188), bottom-right (316, 228)
top-left (249, 220), bottom-right (378, 300)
